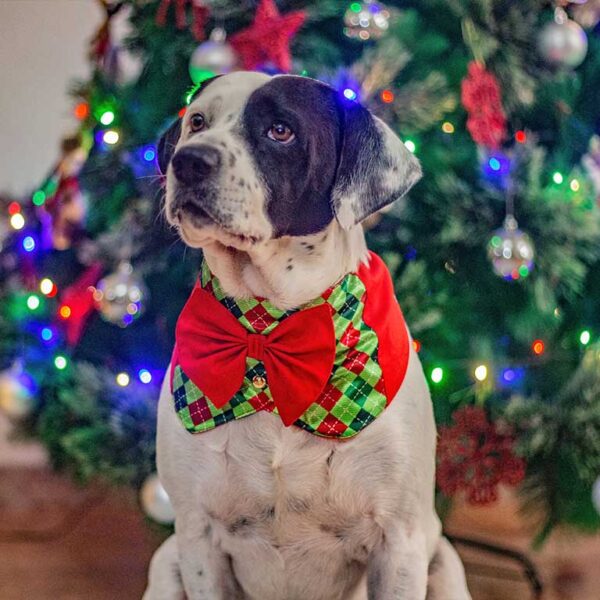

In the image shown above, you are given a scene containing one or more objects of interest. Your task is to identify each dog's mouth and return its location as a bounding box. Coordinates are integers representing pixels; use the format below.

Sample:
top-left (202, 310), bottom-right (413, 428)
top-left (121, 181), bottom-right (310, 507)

top-left (174, 201), bottom-right (262, 248)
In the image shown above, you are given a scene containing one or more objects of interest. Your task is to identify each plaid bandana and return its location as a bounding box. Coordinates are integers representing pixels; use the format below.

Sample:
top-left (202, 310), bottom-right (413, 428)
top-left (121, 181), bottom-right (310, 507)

top-left (171, 251), bottom-right (410, 439)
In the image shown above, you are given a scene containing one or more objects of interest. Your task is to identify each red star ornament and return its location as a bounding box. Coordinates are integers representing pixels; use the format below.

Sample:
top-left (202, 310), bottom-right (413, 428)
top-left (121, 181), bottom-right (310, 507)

top-left (230, 0), bottom-right (305, 72)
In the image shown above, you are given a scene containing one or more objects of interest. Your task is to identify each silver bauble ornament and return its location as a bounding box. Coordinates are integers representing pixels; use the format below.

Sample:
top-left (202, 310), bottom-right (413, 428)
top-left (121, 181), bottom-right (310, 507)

top-left (94, 262), bottom-right (147, 327)
top-left (343, 1), bottom-right (391, 42)
top-left (189, 28), bottom-right (237, 84)
top-left (0, 362), bottom-right (36, 421)
top-left (488, 215), bottom-right (535, 281)
top-left (538, 10), bottom-right (588, 68)
top-left (140, 473), bottom-right (175, 524)
top-left (593, 477), bottom-right (600, 515)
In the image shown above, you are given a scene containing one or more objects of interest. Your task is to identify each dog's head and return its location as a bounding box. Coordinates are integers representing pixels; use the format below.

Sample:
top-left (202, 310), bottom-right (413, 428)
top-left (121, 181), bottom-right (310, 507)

top-left (159, 72), bottom-right (421, 249)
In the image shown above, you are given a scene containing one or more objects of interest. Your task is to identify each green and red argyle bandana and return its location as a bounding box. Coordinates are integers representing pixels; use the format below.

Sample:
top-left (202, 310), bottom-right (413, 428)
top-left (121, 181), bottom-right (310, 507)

top-left (170, 251), bottom-right (410, 439)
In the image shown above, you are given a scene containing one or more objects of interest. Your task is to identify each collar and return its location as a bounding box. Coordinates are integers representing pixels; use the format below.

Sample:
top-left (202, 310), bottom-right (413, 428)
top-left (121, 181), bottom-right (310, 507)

top-left (171, 251), bottom-right (410, 438)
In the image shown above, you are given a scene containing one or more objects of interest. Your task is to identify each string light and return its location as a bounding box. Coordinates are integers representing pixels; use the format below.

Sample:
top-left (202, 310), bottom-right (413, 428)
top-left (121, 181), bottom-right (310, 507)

top-left (442, 122), bottom-right (455, 134)
top-left (430, 367), bottom-right (444, 384)
top-left (474, 364), bottom-right (488, 381)
top-left (570, 179), bottom-right (580, 192)
top-left (502, 368), bottom-right (516, 383)
top-left (412, 339), bottom-right (422, 353)
top-left (343, 88), bottom-right (357, 101)
top-left (54, 355), bottom-right (68, 370)
top-left (40, 278), bottom-right (54, 295)
top-left (74, 102), bottom-right (89, 120)
top-left (381, 90), bottom-right (394, 103)
top-left (10, 213), bottom-right (25, 230)
top-left (100, 110), bottom-right (115, 126)
top-left (41, 327), bottom-right (54, 341)
top-left (515, 130), bottom-right (527, 143)
top-left (27, 295), bottom-right (40, 310)
top-left (32, 190), bottom-right (46, 206)
top-left (116, 372), bottom-right (130, 387)
top-left (22, 236), bottom-right (36, 252)
top-left (143, 147), bottom-right (156, 162)
top-left (488, 157), bottom-right (501, 171)
top-left (552, 172), bottom-right (563, 184)
top-left (103, 130), bottom-right (120, 145)
top-left (178, 106), bottom-right (187, 118)
top-left (138, 369), bottom-right (152, 384)
top-left (8, 202), bottom-right (21, 215)
top-left (532, 339), bottom-right (545, 355)
top-left (59, 305), bottom-right (72, 319)
top-left (580, 330), bottom-right (591, 345)
top-left (404, 140), bottom-right (416, 153)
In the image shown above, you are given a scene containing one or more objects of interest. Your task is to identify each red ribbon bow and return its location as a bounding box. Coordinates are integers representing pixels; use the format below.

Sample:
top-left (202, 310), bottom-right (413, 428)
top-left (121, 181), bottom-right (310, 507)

top-left (174, 285), bottom-right (336, 426)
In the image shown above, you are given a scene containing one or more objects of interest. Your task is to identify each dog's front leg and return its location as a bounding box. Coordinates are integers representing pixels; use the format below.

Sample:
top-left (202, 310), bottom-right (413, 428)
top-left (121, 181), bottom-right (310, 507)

top-left (366, 525), bottom-right (428, 600)
top-left (143, 534), bottom-right (185, 600)
top-left (176, 519), bottom-right (245, 600)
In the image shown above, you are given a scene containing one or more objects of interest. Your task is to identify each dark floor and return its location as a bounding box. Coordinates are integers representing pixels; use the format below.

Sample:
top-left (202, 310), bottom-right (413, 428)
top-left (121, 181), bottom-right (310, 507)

top-left (1, 467), bottom-right (599, 599)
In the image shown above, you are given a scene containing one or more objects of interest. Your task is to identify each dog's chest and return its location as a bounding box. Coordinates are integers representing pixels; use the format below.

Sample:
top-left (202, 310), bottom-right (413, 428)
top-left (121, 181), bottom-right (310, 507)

top-left (172, 410), bottom-right (404, 566)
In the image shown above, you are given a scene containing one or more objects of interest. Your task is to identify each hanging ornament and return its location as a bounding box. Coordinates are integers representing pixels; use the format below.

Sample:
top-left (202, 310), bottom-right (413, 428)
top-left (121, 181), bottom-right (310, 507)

top-left (0, 362), bottom-right (36, 421)
top-left (140, 473), bottom-right (175, 524)
top-left (461, 61), bottom-right (507, 150)
top-left (229, 0), bottom-right (306, 72)
top-left (189, 27), bottom-right (237, 84)
top-left (343, 0), bottom-right (392, 42)
top-left (436, 406), bottom-right (526, 505)
top-left (538, 7), bottom-right (588, 68)
top-left (94, 262), bottom-right (147, 327)
top-left (488, 214), bottom-right (535, 281)
top-left (155, 0), bottom-right (210, 42)
top-left (593, 476), bottom-right (600, 515)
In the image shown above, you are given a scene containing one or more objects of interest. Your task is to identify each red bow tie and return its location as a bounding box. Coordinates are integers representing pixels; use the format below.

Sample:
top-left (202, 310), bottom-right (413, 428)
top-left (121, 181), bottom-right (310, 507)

top-left (174, 285), bottom-right (336, 426)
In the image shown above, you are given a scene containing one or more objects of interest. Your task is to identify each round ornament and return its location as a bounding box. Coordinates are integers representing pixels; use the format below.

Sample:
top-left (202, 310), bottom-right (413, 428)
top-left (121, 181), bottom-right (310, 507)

top-left (488, 215), bottom-right (535, 281)
top-left (189, 28), bottom-right (237, 84)
top-left (140, 473), bottom-right (175, 524)
top-left (538, 9), bottom-right (588, 68)
top-left (593, 477), bottom-right (600, 515)
top-left (343, 1), bottom-right (391, 42)
top-left (0, 362), bottom-right (36, 421)
top-left (94, 262), bottom-right (147, 327)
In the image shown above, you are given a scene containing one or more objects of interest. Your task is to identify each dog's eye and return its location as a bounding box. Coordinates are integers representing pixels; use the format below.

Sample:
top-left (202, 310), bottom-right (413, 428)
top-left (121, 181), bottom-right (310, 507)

top-left (190, 113), bottom-right (206, 133)
top-left (267, 123), bottom-right (295, 144)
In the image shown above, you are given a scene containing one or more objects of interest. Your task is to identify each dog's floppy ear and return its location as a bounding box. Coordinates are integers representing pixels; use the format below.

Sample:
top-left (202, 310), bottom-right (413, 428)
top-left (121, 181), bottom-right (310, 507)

top-left (331, 102), bottom-right (422, 229)
top-left (157, 118), bottom-right (182, 175)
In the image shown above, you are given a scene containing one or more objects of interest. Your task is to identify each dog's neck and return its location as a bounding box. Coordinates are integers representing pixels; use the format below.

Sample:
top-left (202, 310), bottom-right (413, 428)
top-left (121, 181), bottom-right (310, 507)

top-left (202, 222), bottom-right (369, 310)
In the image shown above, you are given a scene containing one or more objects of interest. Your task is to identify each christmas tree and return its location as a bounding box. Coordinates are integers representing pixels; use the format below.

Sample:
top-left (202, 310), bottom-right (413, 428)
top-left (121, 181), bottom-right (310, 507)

top-left (1, 0), bottom-right (600, 540)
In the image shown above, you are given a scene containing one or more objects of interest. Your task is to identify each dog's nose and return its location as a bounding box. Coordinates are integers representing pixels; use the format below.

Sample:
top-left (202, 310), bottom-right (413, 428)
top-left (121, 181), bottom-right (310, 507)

top-left (172, 145), bottom-right (221, 185)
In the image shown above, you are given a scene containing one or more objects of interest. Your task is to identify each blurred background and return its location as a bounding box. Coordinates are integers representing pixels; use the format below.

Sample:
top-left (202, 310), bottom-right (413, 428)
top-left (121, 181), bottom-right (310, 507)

top-left (1, 0), bottom-right (600, 598)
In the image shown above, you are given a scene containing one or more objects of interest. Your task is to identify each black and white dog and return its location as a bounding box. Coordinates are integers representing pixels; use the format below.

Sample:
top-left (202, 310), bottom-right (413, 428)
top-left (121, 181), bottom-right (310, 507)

top-left (145, 71), bottom-right (471, 600)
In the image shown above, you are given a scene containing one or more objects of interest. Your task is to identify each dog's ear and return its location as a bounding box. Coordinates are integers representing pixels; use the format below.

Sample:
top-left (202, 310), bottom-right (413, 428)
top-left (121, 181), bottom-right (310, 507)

top-left (157, 118), bottom-right (182, 175)
top-left (332, 102), bottom-right (422, 229)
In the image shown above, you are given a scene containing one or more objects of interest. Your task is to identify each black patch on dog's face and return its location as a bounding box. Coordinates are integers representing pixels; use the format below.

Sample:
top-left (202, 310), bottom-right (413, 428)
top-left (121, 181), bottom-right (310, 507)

top-left (241, 77), bottom-right (342, 237)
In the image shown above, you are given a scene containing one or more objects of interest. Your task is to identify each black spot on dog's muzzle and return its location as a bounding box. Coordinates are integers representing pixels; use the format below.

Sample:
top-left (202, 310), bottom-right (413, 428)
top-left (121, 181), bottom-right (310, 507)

top-left (172, 145), bottom-right (222, 186)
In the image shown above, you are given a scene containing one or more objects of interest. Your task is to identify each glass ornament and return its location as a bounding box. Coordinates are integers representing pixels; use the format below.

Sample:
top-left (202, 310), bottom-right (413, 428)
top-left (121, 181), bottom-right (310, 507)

top-left (488, 215), bottom-right (535, 280)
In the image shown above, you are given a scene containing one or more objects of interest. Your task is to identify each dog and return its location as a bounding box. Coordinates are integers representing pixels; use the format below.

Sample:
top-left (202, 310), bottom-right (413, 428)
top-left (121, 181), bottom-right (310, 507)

top-left (144, 71), bottom-right (471, 600)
